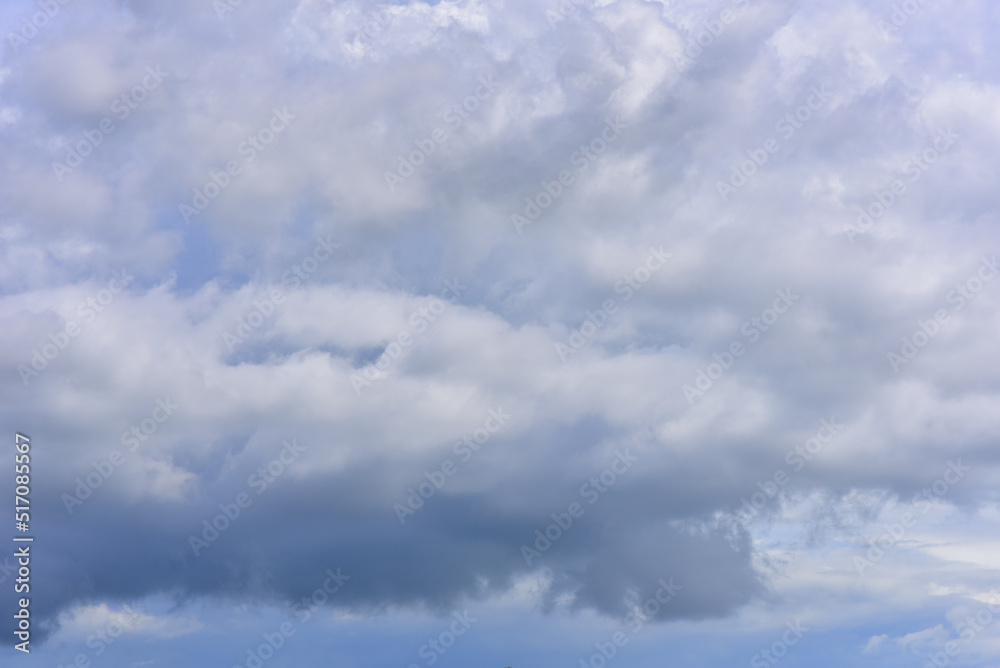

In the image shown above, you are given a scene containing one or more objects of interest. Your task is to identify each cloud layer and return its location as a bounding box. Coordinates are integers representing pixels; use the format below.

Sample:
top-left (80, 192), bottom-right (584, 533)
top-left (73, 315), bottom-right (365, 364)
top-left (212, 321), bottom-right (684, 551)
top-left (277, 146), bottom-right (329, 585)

top-left (1, 0), bottom-right (999, 666)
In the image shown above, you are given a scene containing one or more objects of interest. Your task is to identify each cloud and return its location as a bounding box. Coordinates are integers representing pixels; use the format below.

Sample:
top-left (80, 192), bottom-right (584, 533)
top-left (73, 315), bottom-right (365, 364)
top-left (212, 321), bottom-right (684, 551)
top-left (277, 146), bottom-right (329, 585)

top-left (0, 0), bottom-right (998, 664)
top-left (864, 633), bottom-right (889, 653)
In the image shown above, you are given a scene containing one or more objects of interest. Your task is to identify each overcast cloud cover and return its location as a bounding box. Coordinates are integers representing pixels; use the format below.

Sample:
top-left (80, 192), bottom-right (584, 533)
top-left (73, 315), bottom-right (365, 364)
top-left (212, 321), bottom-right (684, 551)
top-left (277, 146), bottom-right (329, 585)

top-left (0, 0), bottom-right (999, 666)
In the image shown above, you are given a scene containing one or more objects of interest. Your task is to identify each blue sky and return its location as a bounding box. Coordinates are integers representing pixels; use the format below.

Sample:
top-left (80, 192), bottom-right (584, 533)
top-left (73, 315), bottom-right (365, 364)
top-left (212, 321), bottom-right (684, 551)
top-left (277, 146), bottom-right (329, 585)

top-left (1, 0), bottom-right (1000, 666)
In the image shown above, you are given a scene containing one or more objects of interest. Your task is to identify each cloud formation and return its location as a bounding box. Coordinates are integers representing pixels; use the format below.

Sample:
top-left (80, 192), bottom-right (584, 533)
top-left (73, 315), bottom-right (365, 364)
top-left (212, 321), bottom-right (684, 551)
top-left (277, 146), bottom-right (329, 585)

top-left (1, 0), bottom-right (999, 665)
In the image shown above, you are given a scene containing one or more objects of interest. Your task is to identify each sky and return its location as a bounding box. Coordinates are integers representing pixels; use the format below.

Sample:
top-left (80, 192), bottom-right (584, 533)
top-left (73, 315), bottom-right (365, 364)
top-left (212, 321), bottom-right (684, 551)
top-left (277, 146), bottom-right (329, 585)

top-left (0, 0), bottom-right (999, 666)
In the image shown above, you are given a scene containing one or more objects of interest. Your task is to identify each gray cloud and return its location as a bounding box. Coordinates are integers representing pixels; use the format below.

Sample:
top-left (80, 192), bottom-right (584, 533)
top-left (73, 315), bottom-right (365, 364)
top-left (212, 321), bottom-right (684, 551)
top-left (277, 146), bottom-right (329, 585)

top-left (0, 0), bottom-right (998, 655)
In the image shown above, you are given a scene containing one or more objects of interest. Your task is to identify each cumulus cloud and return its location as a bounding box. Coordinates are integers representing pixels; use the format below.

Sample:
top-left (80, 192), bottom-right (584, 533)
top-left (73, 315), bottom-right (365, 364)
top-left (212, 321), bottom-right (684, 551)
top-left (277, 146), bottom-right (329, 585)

top-left (0, 0), bottom-right (998, 665)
